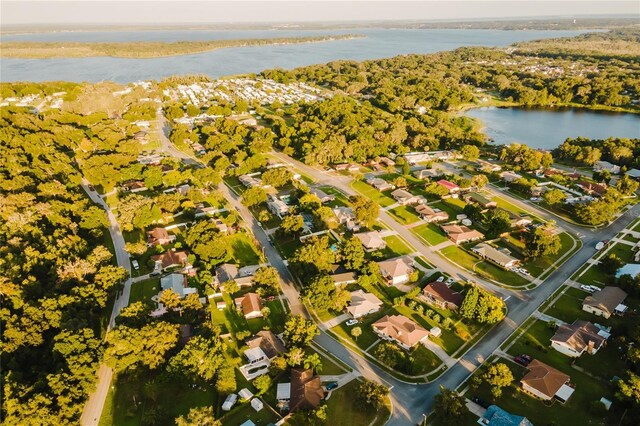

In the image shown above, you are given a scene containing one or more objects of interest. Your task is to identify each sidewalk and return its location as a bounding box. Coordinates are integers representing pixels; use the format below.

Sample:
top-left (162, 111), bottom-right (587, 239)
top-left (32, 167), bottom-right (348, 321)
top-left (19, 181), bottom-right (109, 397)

top-left (321, 313), bottom-right (350, 330)
top-left (423, 339), bottom-right (457, 367)
top-left (532, 311), bottom-right (566, 325)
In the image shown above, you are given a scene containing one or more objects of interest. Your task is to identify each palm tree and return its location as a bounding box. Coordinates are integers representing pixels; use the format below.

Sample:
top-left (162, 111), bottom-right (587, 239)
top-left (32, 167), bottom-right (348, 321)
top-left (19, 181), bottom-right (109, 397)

top-left (303, 353), bottom-right (323, 374)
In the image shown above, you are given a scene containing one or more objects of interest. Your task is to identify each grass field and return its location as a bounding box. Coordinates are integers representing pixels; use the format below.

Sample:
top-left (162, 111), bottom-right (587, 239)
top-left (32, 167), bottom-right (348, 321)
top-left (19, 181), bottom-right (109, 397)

top-left (351, 181), bottom-right (396, 207)
top-left (324, 379), bottom-right (391, 426)
top-left (388, 206), bottom-right (420, 225)
top-left (229, 233), bottom-right (263, 266)
top-left (128, 278), bottom-right (160, 304)
top-left (440, 245), bottom-right (529, 287)
top-left (380, 235), bottom-right (413, 258)
top-left (412, 223), bottom-right (449, 246)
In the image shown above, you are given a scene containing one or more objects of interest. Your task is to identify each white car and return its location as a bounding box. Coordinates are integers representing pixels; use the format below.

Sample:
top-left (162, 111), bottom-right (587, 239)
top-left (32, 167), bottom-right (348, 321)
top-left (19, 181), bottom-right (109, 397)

top-left (132, 259), bottom-right (139, 270)
top-left (436, 276), bottom-right (446, 282)
top-left (530, 197), bottom-right (541, 202)
top-left (588, 285), bottom-right (601, 293)
top-left (345, 319), bottom-right (358, 326)
top-left (445, 277), bottom-right (456, 287)
top-left (580, 285), bottom-right (596, 293)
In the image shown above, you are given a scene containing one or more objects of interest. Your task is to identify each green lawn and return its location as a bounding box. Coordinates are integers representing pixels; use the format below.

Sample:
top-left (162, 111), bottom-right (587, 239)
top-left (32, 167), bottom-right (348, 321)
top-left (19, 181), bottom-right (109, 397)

top-left (412, 223), bottom-right (449, 246)
top-left (439, 245), bottom-right (529, 287)
top-left (380, 235), bottom-right (413, 258)
top-left (324, 379), bottom-right (391, 426)
top-left (351, 180), bottom-right (396, 207)
top-left (430, 199), bottom-right (464, 217)
top-left (229, 233), bottom-right (263, 266)
top-left (100, 373), bottom-right (219, 426)
top-left (577, 242), bottom-right (635, 286)
top-left (408, 344), bottom-right (443, 375)
top-left (318, 185), bottom-right (351, 208)
top-left (479, 331), bottom-right (620, 426)
top-left (128, 278), bottom-right (160, 304)
top-left (331, 309), bottom-right (387, 351)
top-left (220, 399), bottom-right (281, 426)
top-left (387, 206), bottom-right (420, 225)
top-left (304, 347), bottom-right (348, 376)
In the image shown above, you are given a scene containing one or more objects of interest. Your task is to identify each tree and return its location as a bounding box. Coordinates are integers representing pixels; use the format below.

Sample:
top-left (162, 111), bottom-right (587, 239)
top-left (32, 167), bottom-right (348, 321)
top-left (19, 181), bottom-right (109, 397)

top-left (215, 365), bottom-right (237, 394)
top-left (79, 205), bottom-right (109, 230)
top-left (262, 168), bottom-right (293, 188)
top-left (290, 236), bottom-right (335, 276)
top-left (143, 166), bottom-right (164, 190)
top-left (105, 322), bottom-right (180, 373)
top-left (460, 145), bottom-right (480, 161)
top-left (283, 315), bottom-right (319, 347)
top-left (617, 372), bottom-right (640, 404)
top-left (159, 289), bottom-right (181, 311)
top-left (617, 175), bottom-right (639, 196)
top-left (305, 275), bottom-right (350, 312)
top-left (351, 195), bottom-right (379, 228)
top-left (242, 186), bottom-right (267, 207)
top-left (351, 326), bottom-right (362, 341)
top-left (471, 174), bottom-right (488, 189)
top-left (433, 386), bottom-right (468, 425)
top-left (223, 279), bottom-right (239, 295)
top-left (286, 347), bottom-right (305, 367)
top-left (355, 379), bottom-right (389, 410)
top-left (175, 406), bottom-right (221, 426)
top-left (543, 188), bottom-right (567, 205)
top-left (253, 266), bottom-right (280, 295)
top-left (483, 363), bottom-right (514, 398)
top-left (281, 214), bottom-right (305, 235)
top-left (340, 236), bottom-right (366, 271)
top-left (168, 335), bottom-right (226, 381)
top-left (303, 353), bottom-right (323, 374)
top-left (484, 209), bottom-right (512, 238)
top-left (523, 226), bottom-right (561, 258)
top-left (574, 199), bottom-right (615, 225)
top-left (459, 287), bottom-right (505, 324)
top-left (253, 375), bottom-right (272, 396)
top-left (600, 254), bottom-right (623, 275)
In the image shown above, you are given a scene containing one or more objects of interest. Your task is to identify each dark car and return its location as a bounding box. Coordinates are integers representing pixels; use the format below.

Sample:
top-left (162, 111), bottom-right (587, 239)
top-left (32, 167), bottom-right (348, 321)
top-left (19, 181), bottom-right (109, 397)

top-left (514, 354), bottom-right (533, 366)
top-left (471, 396), bottom-right (490, 409)
top-left (88, 185), bottom-right (95, 191)
top-left (150, 271), bottom-right (161, 277)
top-left (325, 382), bottom-right (338, 391)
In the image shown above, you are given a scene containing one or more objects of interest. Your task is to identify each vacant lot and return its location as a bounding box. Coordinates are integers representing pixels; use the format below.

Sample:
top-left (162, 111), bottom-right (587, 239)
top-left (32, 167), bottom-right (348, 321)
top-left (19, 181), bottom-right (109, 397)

top-left (412, 223), bottom-right (449, 246)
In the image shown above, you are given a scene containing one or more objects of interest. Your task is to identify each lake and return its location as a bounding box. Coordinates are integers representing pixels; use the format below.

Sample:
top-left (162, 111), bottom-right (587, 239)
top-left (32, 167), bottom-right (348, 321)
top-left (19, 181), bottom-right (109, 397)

top-left (1, 28), bottom-right (589, 83)
top-left (466, 107), bottom-right (640, 149)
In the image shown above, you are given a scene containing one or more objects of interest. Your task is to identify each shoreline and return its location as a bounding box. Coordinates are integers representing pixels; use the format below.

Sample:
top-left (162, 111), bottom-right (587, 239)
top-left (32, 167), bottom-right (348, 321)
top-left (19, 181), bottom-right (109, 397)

top-left (0, 34), bottom-right (364, 59)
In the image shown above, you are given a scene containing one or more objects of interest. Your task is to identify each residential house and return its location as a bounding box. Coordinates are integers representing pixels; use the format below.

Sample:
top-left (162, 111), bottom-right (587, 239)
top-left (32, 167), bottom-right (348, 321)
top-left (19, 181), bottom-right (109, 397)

top-left (520, 359), bottom-right (574, 402)
top-left (267, 196), bottom-right (289, 218)
top-left (146, 227), bottom-right (176, 247)
top-left (378, 257), bottom-right (415, 286)
top-left (288, 369), bottom-right (324, 412)
top-left (151, 250), bottom-right (189, 270)
top-left (550, 320), bottom-right (607, 357)
top-left (503, 210), bottom-right (533, 228)
top-left (441, 224), bottom-right (484, 245)
top-left (215, 263), bottom-right (258, 287)
top-left (471, 243), bottom-right (520, 269)
top-left (367, 177), bottom-right (395, 192)
top-left (626, 168), bottom-right (640, 180)
top-left (347, 290), bottom-right (384, 318)
top-left (476, 159), bottom-right (502, 173)
top-left (414, 205), bottom-right (449, 223)
top-left (594, 161), bottom-right (620, 174)
top-left (309, 187), bottom-right (335, 203)
top-left (121, 180), bottom-right (147, 193)
top-left (354, 231), bottom-right (387, 252)
top-left (329, 264), bottom-right (357, 285)
top-left (500, 171), bottom-right (522, 183)
top-left (235, 292), bottom-right (263, 319)
top-left (213, 218), bottom-right (229, 234)
top-left (616, 263), bottom-right (640, 278)
top-left (480, 405), bottom-right (533, 426)
top-left (391, 188), bottom-right (421, 206)
top-left (334, 164), bottom-right (349, 171)
top-left (577, 181), bottom-right (607, 197)
top-left (238, 174), bottom-right (263, 188)
top-left (347, 164), bottom-right (360, 173)
top-left (379, 156), bottom-right (395, 167)
top-left (245, 330), bottom-right (286, 360)
top-left (422, 281), bottom-right (463, 310)
top-left (372, 314), bottom-right (429, 350)
top-left (582, 286), bottom-right (628, 319)
top-left (463, 192), bottom-right (497, 209)
top-left (436, 179), bottom-right (460, 194)
top-left (414, 169), bottom-right (441, 180)
top-left (332, 207), bottom-right (361, 232)
top-left (404, 152), bottom-right (432, 164)
top-left (160, 273), bottom-right (197, 298)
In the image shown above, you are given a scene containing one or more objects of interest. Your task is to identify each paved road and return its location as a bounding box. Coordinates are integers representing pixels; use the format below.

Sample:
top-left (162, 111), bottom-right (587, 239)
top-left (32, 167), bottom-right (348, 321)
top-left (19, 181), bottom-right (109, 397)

top-left (79, 179), bottom-right (132, 426)
top-left (270, 151), bottom-right (640, 425)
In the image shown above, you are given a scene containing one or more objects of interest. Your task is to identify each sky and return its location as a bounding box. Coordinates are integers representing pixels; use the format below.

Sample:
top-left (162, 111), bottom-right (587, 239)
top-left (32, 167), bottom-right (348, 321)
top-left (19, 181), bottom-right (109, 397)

top-left (1, 0), bottom-right (639, 25)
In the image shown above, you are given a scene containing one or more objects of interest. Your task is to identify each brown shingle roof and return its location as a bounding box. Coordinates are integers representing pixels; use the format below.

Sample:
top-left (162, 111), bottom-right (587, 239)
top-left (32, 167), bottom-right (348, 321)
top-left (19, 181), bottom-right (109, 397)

top-left (372, 315), bottom-right (429, 347)
top-left (245, 330), bottom-right (285, 359)
top-left (551, 320), bottom-right (606, 353)
top-left (235, 292), bottom-right (262, 317)
top-left (423, 281), bottom-right (463, 307)
top-left (289, 368), bottom-right (324, 412)
top-left (583, 286), bottom-right (627, 317)
top-left (521, 359), bottom-right (570, 399)
top-left (441, 224), bottom-right (484, 244)
top-left (151, 250), bottom-right (188, 268)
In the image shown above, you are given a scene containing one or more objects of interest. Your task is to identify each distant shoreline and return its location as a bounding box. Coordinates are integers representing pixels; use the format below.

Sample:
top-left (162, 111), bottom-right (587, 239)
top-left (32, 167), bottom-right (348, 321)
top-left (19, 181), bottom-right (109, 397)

top-left (0, 34), bottom-right (364, 59)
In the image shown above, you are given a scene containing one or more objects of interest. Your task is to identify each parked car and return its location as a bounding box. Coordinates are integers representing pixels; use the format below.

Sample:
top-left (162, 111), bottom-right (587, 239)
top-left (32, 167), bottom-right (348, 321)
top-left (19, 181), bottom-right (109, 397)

top-left (588, 285), bottom-right (601, 293)
top-left (514, 354), bottom-right (532, 366)
top-left (88, 184), bottom-right (95, 192)
top-left (345, 319), bottom-right (358, 326)
top-left (436, 276), bottom-right (445, 282)
top-left (131, 260), bottom-right (139, 270)
top-left (150, 271), bottom-right (160, 277)
top-left (580, 285), bottom-right (596, 293)
top-left (530, 197), bottom-right (541, 202)
top-left (445, 277), bottom-right (456, 286)
top-left (325, 382), bottom-right (338, 391)
top-left (471, 396), bottom-right (490, 409)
